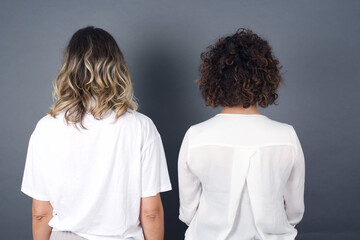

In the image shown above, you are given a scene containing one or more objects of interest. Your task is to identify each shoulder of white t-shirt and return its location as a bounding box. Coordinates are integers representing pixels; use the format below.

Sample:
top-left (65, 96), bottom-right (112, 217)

top-left (125, 110), bottom-right (160, 136)
top-left (125, 110), bottom-right (156, 128)
top-left (35, 113), bottom-right (58, 129)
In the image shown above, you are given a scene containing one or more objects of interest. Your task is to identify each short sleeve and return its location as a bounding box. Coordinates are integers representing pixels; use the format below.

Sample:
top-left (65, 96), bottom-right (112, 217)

top-left (140, 124), bottom-right (172, 198)
top-left (21, 133), bottom-right (49, 201)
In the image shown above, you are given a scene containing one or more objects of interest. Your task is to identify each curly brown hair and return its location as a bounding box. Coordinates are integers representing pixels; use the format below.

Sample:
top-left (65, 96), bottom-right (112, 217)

top-left (198, 28), bottom-right (282, 108)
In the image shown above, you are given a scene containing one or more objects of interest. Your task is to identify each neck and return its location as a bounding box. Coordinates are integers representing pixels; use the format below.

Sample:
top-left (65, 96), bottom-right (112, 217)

top-left (220, 105), bottom-right (260, 115)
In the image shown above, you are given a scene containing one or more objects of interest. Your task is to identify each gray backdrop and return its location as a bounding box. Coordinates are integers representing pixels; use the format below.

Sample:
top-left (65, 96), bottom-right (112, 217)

top-left (1, 0), bottom-right (359, 239)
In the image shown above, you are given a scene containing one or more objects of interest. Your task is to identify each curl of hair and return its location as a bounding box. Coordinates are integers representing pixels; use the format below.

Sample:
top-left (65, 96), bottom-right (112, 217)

top-left (198, 28), bottom-right (282, 108)
top-left (49, 26), bottom-right (137, 129)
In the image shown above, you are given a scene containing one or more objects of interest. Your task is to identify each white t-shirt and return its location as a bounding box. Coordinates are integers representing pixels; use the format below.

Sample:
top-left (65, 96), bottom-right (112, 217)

top-left (178, 113), bottom-right (305, 240)
top-left (21, 110), bottom-right (172, 240)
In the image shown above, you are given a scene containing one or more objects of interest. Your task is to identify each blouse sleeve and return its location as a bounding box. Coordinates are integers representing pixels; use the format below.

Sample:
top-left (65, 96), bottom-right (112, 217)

top-left (178, 128), bottom-right (202, 226)
top-left (21, 132), bottom-right (49, 201)
top-left (140, 122), bottom-right (172, 198)
top-left (284, 127), bottom-right (305, 226)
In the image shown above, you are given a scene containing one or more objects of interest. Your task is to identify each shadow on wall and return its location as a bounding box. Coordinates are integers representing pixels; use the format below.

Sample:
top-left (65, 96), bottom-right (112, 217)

top-left (131, 34), bottom-right (197, 239)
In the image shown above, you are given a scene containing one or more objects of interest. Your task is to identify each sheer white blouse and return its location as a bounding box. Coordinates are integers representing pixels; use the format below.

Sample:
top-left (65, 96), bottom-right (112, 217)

top-left (178, 114), bottom-right (305, 240)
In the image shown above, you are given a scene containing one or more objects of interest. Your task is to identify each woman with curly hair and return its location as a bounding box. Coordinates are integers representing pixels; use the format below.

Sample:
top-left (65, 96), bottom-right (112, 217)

top-left (21, 26), bottom-right (172, 240)
top-left (178, 29), bottom-right (305, 240)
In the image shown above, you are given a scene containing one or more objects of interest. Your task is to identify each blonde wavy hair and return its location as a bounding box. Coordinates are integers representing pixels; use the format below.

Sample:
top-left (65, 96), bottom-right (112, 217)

top-left (49, 26), bottom-right (137, 129)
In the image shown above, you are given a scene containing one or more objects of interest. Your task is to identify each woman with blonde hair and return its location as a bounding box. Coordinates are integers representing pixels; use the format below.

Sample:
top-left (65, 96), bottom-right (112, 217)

top-left (178, 29), bottom-right (305, 240)
top-left (21, 26), bottom-right (171, 240)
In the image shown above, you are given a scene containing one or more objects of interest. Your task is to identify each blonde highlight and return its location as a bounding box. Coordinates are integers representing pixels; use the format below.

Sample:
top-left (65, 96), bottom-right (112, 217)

top-left (49, 27), bottom-right (137, 129)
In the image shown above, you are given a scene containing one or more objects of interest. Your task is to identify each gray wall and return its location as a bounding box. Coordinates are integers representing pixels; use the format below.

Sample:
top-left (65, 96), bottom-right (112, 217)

top-left (1, 0), bottom-right (359, 239)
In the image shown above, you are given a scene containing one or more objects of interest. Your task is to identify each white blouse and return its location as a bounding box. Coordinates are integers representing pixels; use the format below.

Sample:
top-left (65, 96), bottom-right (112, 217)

top-left (178, 114), bottom-right (305, 240)
top-left (21, 110), bottom-right (172, 240)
